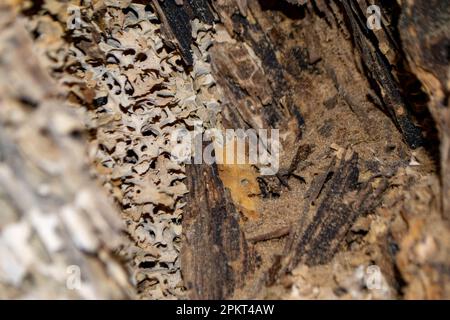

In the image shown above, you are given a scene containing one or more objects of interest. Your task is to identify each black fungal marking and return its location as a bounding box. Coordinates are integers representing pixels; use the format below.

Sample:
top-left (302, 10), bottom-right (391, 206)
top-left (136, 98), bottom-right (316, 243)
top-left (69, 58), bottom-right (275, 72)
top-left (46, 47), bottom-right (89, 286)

top-left (154, 0), bottom-right (215, 66)
top-left (93, 96), bottom-right (108, 108)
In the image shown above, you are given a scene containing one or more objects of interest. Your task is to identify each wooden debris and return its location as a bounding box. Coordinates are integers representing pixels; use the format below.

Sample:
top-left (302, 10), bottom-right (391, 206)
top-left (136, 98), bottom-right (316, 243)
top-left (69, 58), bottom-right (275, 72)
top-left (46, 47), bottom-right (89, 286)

top-left (181, 159), bottom-right (256, 299)
top-left (282, 150), bottom-right (388, 270)
top-left (247, 226), bottom-right (291, 243)
top-left (399, 0), bottom-right (450, 219)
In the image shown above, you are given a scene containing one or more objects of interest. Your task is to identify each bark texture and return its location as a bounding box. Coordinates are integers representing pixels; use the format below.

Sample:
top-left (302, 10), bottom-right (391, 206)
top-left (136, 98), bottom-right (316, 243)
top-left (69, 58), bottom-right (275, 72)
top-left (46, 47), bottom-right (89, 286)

top-left (0, 4), bottom-right (133, 299)
top-left (1, 0), bottom-right (449, 300)
top-left (181, 159), bottom-right (256, 299)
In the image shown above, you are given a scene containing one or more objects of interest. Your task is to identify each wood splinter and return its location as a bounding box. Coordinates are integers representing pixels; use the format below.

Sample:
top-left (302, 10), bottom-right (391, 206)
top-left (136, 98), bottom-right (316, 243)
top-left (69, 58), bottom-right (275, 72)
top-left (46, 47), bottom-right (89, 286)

top-left (247, 226), bottom-right (291, 243)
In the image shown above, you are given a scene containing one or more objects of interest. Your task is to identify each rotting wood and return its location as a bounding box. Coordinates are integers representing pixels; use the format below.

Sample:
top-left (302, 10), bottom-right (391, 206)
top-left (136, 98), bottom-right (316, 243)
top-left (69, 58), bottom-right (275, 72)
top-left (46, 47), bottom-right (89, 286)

top-left (151, 0), bottom-right (215, 65)
top-left (283, 149), bottom-right (389, 270)
top-left (209, 2), bottom-right (305, 131)
top-left (160, 0), bottom-right (448, 299)
top-left (1, 0), bottom-right (449, 300)
top-left (336, 0), bottom-right (424, 149)
top-left (398, 0), bottom-right (450, 220)
top-left (181, 153), bottom-right (256, 300)
top-left (0, 4), bottom-right (133, 299)
top-left (247, 226), bottom-right (291, 243)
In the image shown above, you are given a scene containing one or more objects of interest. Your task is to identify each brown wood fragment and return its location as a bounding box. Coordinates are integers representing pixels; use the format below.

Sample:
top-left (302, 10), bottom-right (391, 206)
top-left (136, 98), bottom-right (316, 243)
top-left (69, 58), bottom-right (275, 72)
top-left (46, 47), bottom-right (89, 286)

top-left (399, 0), bottom-right (450, 219)
top-left (181, 158), bottom-right (256, 299)
top-left (339, 0), bottom-right (424, 149)
top-left (209, 1), bottom-right (304, 132)
top-left (247, 226), bottom-right (291, 243)
top-left (282, 150), bottom-right (388, 271)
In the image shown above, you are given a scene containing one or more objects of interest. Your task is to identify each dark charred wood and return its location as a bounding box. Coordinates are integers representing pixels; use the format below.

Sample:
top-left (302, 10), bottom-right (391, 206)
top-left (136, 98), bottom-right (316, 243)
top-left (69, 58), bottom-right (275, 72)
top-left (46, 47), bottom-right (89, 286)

top-left (181, 156), bottom-right (256, 299)
top-left (338, 0), bottom-right (424, 149)
top-left (152, 0), bottom-right (216, 65)
top-left (282, 150), bottom-right (388, 271)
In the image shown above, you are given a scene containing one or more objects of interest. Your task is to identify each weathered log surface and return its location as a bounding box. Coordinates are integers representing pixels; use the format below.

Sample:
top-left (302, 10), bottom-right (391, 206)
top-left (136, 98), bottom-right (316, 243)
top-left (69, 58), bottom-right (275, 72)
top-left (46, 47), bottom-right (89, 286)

top-left (152, 0), bottom-right (215, 65)
top-left (174, 0), bottom-right (449, 299)
top-left (399, 0), bottom-right (450, 220)
top-left (0, 4), bottom-right (133, 299)
top-left (282, 150), bottom-right (388, 270)
top-left (181, 158), bottom-right (256, 299)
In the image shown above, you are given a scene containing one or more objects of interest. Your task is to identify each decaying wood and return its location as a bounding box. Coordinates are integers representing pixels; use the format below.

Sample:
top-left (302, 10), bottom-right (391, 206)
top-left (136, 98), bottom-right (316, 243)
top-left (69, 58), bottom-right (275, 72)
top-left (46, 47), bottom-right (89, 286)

top-left (155, 0), bottom-right (449, 299)
top-left (1, 0), bottom-right (449, 300)
top-left (152, 0), bottom-right (215, 65)
top-left (283, 150), bottom-right (388, 270)
top-left (0, 5), bottom-right (133, 299)
top-left (338, 0), bottom-right (424, 149)
top-left (210, 1), bottom-right (304, 132)
top-left (398, 0), bottom-right (450, 220)
top-left (247, 226), bottom-right (291, 243)
top-left (181, 157), bottom-right (256, 300)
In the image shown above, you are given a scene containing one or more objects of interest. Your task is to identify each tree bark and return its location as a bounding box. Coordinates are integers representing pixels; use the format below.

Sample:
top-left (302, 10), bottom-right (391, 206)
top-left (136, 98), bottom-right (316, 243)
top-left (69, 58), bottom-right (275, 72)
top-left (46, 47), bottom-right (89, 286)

top-left (0, 4), bottom-right (133, 299)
